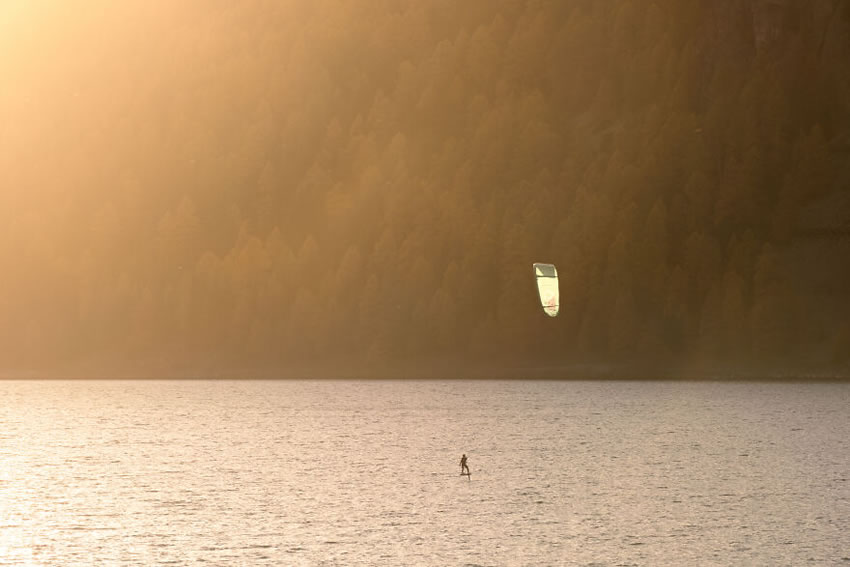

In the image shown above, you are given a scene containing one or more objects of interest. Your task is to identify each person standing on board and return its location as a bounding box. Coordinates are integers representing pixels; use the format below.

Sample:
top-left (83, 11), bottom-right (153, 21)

top-left (460, 454), bottom-right (470, 475)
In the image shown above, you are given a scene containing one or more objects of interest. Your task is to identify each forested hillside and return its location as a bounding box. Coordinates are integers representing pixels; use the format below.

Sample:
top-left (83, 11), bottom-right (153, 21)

top-left (2, 1), bottom-right (849, 377)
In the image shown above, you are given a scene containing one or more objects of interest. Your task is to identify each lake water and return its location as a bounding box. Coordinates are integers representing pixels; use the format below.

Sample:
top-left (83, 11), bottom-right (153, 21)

top-left (1, 380), bottom-right (848, 566)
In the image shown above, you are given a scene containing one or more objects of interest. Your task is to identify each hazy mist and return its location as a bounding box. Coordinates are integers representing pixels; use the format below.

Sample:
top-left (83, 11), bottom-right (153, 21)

top-left (2, 1), bottom-right (849, 378)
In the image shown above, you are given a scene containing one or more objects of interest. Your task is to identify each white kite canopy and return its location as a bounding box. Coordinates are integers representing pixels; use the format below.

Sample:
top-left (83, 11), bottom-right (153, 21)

top-left (533, 263), bottom-right (559, 317)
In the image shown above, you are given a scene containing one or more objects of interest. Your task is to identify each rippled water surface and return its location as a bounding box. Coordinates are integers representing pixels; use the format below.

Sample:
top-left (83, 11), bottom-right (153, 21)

top-left (1, 380), bottom-right (848, 565)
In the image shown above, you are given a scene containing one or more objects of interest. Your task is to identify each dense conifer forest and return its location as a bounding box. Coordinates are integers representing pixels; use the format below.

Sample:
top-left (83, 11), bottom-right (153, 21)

top-left (1, 1), bottom-right (849, 377)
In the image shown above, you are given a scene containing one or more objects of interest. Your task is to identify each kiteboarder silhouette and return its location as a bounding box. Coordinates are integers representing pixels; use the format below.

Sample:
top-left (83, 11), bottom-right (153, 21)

top-left (460, 454), bottom-right (470, 476)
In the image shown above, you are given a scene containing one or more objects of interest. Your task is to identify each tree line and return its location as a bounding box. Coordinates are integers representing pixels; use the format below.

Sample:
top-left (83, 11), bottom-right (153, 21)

top-left (1, 0), bottom-right (849, 376)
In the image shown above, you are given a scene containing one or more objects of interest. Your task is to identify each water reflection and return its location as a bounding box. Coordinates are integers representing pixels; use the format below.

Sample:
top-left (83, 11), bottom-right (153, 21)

top-left (0, 380), bottom-right (847, 565)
